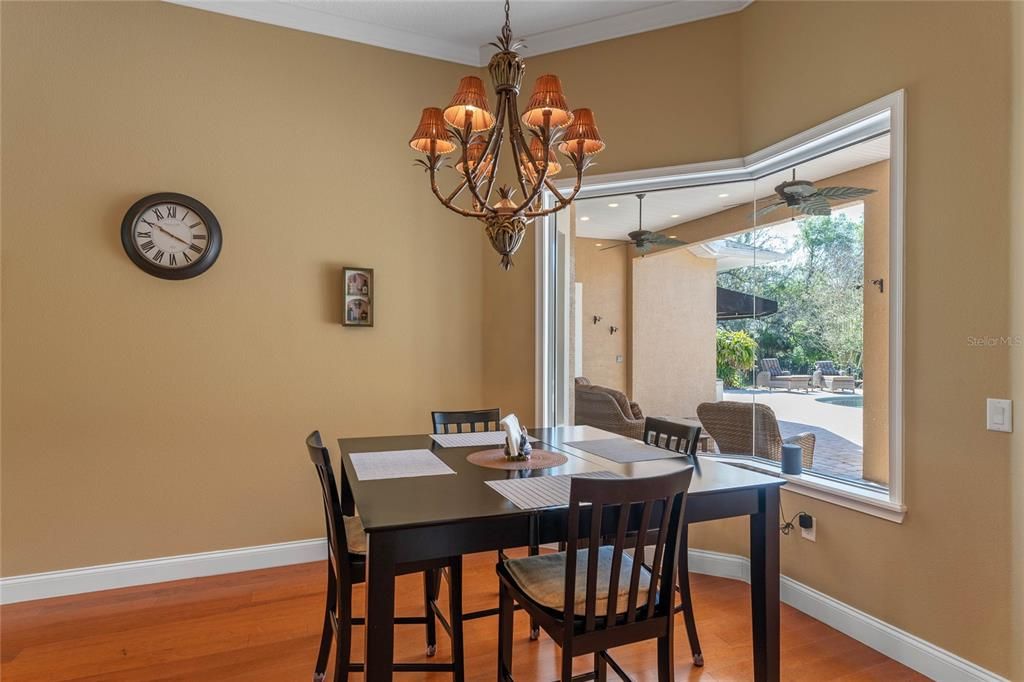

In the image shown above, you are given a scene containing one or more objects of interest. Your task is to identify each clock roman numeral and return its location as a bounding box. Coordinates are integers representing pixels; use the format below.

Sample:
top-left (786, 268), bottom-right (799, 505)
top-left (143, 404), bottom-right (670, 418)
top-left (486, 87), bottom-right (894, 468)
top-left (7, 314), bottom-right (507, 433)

top-left (152, 207), bottom-right (165, 220)
top-left (168, 253), bottom-right (177, 266)
top-left (181, 210), bottom-right (190, 222)
top-left (153, 249), bottom-right (165, 263)
top-left (188, 243), bottom-right (203, 254)
top-left (182, 251), bottom-right (193, 264)
top-left (137, 231), bottom-right (151, 239)
top-left (189, 222), bottom-right (201, 229)
top-left (166, 205), bottom-right (177, 218)
top-left (193, 234), bottom-right (207, 240)
top-left (140, 240), bottom-right (155, 253)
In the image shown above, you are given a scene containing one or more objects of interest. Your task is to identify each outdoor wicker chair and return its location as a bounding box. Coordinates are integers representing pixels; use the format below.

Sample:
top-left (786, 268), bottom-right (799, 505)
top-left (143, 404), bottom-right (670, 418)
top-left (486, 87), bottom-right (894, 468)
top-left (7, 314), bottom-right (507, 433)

top-left (812, 361), bottom-right (857, 393)
top-left (574, 377), bottom-right (645, 440)
top-left (696, 401), bottom-right (815, 468)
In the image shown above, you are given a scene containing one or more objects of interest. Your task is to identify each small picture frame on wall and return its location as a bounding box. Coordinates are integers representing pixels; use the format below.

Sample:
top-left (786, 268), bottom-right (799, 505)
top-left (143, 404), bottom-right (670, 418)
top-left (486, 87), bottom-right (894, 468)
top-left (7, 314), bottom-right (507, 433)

top-left (343, 267), bottom-right (374, 327)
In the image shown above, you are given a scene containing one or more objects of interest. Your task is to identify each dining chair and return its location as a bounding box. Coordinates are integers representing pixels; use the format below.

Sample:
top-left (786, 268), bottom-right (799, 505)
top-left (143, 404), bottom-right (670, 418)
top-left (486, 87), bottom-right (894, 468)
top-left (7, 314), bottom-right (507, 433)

top-left (430, 408), bottom-right (542, 640)
top-left (306, 431), bottom-right (465, 682)
top-left (497, 469), bottom-right (694, 681)
top-left (640, 416), bottom-right (704, 666)
top-left (431, 408), bottom-right (501, 433)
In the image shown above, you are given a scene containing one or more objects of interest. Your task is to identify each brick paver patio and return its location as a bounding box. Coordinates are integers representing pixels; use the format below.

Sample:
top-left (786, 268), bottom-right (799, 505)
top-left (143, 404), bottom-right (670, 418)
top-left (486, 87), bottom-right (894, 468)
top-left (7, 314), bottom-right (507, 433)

top-left (723, 388), bottom-right (868, 483)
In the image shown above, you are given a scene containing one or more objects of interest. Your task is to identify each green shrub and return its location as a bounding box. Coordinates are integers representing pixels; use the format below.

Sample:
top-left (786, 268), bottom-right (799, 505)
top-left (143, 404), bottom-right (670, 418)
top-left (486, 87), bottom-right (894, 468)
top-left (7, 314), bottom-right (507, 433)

top-left (716, 329), bottom-right (757, 388)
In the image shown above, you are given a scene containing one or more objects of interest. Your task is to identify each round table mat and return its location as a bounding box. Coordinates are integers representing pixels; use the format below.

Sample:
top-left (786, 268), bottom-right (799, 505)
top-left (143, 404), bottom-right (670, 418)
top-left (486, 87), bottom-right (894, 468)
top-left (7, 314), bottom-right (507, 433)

top-left (466, 448), bottom-right (568, 471)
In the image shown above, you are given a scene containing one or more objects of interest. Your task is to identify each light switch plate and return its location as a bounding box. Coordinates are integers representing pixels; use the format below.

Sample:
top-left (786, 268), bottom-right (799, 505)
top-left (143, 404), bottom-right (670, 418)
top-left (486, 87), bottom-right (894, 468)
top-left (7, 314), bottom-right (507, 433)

top-left (986, 398), bottom-right (1012, 433)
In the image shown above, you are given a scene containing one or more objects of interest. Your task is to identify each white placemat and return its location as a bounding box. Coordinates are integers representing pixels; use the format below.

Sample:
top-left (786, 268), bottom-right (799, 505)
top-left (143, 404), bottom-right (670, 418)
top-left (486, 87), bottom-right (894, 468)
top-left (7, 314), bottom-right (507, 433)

top-left (485, 471), bottom-right (621, 510)
top-left (349, 449), bottom-right (456, 481)
top-left (429, 431), bottom-right (539, 448)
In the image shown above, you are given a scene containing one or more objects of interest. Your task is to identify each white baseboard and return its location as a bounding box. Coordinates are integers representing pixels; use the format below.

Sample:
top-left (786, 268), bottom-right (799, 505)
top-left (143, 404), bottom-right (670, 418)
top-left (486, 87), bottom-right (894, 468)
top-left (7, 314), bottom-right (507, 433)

top-left (0, 538), bottom-right (327, 605)
top-left (0, 542), bottom-right (1007, 682)
top-left (687, 549), bottom-right (1008, 682)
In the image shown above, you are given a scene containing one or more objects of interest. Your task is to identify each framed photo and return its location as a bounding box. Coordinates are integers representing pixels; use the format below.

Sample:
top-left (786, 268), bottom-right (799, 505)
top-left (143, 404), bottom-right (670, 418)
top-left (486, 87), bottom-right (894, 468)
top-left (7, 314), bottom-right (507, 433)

top-left (342, 267), bottom-right (374, 327)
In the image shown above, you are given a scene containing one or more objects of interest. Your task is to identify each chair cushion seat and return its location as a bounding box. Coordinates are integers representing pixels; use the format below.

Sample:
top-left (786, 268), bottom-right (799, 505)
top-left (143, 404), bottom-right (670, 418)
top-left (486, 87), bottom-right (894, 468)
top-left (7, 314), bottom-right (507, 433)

top-left (503, 547), bottom-right (651, 617)
top-left (343, 515), bottom-right (367, 555)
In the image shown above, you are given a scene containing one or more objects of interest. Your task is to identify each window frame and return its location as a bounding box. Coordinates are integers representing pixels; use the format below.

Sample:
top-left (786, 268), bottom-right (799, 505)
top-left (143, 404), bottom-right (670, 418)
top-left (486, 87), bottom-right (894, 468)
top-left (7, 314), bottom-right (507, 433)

top-left (538, 90), bottom-right (906, 522)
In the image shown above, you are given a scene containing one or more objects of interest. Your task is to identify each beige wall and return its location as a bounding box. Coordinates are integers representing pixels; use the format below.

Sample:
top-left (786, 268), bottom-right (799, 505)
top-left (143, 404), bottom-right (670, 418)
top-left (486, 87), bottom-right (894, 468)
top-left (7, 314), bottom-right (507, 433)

top-left (574, 238), bottom-right (629, 392)
top-left (631, 248), bottom-right (717, 419)
top-left (0, 2), bottom-right (486, 576)
top-left (485, 2), bottom-right (1016, 674)
top-left (1011, 4), bottom-right (1024, 679)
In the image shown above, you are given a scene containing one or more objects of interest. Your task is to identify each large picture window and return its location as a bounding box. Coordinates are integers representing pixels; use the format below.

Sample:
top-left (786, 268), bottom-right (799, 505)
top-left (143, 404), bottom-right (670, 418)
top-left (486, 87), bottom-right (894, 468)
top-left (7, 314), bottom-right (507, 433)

top-left (541, 93), bottom-right (905, 520)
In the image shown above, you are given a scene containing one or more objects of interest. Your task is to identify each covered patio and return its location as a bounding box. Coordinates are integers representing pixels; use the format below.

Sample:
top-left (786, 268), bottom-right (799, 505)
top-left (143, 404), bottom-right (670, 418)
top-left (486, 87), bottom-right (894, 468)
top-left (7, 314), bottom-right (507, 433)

top-left (722, 388), bottom-right (869, 484)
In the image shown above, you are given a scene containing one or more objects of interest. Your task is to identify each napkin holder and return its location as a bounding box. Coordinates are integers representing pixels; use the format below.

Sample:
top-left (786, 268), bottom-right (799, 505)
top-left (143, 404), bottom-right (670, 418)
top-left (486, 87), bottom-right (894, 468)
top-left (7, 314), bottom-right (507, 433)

top-left (503, 429), bottom-right (533, 461)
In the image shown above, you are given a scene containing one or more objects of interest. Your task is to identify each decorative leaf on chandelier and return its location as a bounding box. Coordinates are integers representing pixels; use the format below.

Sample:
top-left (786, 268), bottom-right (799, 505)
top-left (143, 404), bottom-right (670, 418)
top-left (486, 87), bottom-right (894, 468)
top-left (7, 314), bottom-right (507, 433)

top-left (408, 0), bottom-right (605, 270)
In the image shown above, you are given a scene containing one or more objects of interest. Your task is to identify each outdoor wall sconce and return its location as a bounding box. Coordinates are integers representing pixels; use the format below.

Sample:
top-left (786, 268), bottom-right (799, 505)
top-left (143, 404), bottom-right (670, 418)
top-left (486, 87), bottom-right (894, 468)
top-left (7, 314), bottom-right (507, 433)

top-left (609, 326), bottom-right (619, 335)
top-left (593, 315), bottom-right (603, 324)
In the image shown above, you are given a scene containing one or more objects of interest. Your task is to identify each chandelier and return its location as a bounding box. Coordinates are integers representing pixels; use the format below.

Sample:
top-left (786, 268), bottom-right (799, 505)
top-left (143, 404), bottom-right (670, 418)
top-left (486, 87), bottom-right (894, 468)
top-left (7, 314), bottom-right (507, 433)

top-left (408, 0), bottom-right (605, 270)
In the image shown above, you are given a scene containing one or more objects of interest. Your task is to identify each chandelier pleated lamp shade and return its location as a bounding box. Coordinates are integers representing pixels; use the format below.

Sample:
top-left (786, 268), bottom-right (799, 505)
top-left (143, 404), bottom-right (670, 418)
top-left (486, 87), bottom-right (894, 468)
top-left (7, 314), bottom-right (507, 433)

top-left (456, 139), bottom-right (494, 175)
top-left (409, 107), bottom-right (456, 154)
top-left (521, 137), bottom-right (561, 181)
top-left (521, 75), bottom-right (574, 129)
top-left (443, 76), bottom-right (495, 131)
top-left (558, 108), bottom-right (605, 155)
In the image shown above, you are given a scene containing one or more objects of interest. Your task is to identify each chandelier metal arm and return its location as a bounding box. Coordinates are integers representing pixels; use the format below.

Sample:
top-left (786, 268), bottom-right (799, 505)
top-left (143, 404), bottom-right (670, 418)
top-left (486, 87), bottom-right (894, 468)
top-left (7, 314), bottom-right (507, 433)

top-left (505, 108), bottom-right (552, 214)
top-left (456, 117), bottom-right (496, 214)
top-left (429, 141), bottom-right (486, 218)
top-left (479, 94), bottom-right (508, 205)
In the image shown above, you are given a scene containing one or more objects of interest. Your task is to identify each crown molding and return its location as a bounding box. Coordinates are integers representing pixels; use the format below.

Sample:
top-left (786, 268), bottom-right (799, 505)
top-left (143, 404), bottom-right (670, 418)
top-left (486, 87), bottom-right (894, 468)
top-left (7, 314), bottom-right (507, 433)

top-left (166, 0), bottom-right (483, 65)
top-left (165, 1), bottom-right (751, 67)
top-left (502, 0), bottom-right (751, 64)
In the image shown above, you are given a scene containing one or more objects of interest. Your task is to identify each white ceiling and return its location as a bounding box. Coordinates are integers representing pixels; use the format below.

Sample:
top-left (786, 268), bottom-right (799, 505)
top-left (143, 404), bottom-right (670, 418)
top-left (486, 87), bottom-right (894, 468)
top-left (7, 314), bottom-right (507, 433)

top-left (576, 134), bottom-right (891, 241)
top-left (167, 0), bottom-right (750, 65)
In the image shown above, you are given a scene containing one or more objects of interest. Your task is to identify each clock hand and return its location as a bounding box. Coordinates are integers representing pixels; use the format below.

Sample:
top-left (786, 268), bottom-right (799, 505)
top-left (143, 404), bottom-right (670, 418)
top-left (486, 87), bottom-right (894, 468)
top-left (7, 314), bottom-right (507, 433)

top-left (142, 219), bottom-right (191, 247)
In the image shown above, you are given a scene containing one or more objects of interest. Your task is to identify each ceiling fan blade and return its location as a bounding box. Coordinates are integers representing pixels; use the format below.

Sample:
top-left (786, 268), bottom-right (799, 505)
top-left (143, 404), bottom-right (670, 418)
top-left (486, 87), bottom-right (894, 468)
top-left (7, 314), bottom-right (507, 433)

top-left (816, 186), bottom-right (876, 200)
top-left (600, 242), bottom-right (630, 251)
top-left (649, 234), bottom-right (685, 246)
top-left (800, 195), bottom-right (832, 216)
top-left (750, 202), bottom-right (785, 219)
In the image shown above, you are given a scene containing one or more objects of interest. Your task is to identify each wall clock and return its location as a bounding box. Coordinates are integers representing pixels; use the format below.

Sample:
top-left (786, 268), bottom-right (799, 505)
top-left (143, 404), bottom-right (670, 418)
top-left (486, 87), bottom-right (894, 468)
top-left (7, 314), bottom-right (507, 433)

top-left (121, 192), bottom-right (222, 280)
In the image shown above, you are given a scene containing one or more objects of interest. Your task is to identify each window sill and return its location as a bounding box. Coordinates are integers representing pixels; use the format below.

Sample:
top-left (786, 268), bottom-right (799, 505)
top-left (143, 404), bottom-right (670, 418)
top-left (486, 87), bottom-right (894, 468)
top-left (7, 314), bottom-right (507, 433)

top-left (705, 455), bottom-right (907, 523)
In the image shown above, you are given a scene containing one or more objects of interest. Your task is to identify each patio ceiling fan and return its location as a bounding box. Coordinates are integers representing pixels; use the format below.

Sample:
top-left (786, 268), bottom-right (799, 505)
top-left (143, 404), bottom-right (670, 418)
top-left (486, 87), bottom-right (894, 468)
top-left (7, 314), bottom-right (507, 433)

top-left (601, 194), bottom-right (685, 252)
top-left (752, 169), bottom-right (876, 219)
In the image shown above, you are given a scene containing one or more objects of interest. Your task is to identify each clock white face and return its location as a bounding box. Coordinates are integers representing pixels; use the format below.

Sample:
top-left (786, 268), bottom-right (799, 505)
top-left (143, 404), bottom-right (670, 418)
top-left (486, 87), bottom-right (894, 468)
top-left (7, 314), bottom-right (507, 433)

top-left (132, 202), bottom-right (210, 269)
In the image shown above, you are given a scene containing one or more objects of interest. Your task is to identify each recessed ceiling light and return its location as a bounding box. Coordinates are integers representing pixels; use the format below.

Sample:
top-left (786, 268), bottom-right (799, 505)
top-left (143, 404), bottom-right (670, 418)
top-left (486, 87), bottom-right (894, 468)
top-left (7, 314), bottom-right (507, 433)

top-left (718, 193), bottom-right (730, 198)
top-left (669, 235), bottom-right (678, 239)
top-left (595, 243), bottom-right (603, 247)
top-left (608, 203), bottom-right (619, 208)
top-left (580, 216), bottom-right (590, 221)
top-left (671, 214), bottom-right (680, 218)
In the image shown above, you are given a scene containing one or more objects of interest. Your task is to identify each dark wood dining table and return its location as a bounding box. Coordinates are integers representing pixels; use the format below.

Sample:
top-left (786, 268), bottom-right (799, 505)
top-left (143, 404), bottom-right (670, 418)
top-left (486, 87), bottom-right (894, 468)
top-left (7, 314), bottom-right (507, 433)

top-left (338, 425), bottom-right (784, 682)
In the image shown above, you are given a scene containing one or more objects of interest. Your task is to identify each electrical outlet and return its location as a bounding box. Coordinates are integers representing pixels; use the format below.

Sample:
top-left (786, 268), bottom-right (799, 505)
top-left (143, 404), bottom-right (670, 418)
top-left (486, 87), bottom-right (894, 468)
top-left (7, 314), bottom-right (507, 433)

top-left (800, 514), bottom-right (816, 542)
top-left (616, 355), bottom-right (624, 363)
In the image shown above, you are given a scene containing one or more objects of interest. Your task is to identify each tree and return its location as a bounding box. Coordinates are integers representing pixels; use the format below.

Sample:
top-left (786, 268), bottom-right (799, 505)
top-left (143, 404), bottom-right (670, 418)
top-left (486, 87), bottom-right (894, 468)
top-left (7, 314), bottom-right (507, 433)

top-left (717, 213), bottom-right (865, 380)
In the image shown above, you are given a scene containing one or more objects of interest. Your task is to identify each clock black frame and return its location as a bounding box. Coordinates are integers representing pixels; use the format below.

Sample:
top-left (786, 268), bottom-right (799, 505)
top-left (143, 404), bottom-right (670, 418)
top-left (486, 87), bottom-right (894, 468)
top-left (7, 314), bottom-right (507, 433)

top-left (121, 192), bottom-right (222, 280)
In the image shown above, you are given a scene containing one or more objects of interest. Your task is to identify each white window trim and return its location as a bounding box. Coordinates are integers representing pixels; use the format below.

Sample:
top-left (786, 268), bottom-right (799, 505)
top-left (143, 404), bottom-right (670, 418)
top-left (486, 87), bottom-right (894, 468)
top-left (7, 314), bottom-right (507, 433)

top-left (538, 90), bottom-right (907, 521)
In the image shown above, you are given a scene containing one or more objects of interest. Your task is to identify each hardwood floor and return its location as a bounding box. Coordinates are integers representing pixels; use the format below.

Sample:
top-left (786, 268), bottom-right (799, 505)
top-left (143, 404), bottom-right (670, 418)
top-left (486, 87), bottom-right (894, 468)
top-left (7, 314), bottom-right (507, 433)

top-left (1, 552), bottom-right (927, 681)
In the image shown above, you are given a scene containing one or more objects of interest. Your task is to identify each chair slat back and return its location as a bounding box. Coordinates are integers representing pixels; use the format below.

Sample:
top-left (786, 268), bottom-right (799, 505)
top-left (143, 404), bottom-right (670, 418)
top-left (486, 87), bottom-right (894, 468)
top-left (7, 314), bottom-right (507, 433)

top-left (431, 408), bottom-right (501, 434)
top-left (306, 431), bottom-right (353, 576)
top-left (563, 470), bottom-right (692, 633)
top-left (643, 417), bottom-right (702, 457)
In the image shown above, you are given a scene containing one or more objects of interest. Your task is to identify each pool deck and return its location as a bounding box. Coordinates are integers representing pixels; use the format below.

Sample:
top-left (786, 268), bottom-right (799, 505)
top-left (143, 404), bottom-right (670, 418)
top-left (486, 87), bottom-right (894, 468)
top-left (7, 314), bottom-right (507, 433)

top-left (722, 387), bottom-right (866, 482)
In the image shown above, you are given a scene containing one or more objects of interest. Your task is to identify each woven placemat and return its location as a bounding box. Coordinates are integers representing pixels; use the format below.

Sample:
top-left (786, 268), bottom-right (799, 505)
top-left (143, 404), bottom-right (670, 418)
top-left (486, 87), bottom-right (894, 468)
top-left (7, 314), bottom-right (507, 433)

top-left (466, 448), bottom-right (569, 471)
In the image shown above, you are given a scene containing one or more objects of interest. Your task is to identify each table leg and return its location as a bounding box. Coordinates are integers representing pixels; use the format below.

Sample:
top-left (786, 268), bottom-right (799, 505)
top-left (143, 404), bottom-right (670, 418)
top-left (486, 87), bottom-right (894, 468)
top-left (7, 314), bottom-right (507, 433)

top-left (365, 531), bottom-right (396, 682)
top-left (750, 485), bottom-right (780, 682)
